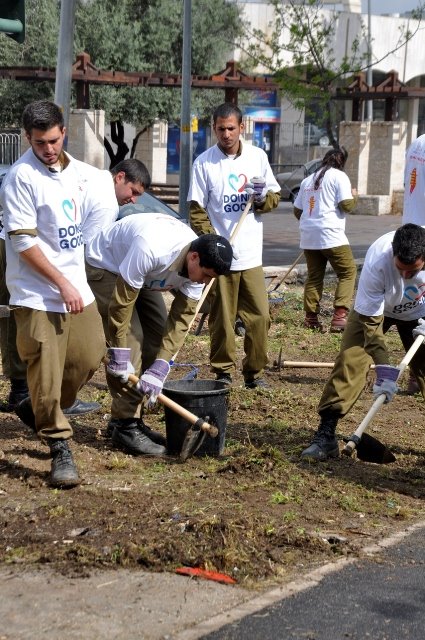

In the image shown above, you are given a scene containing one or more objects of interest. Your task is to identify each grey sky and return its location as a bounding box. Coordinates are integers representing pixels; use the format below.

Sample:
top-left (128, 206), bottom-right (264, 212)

top-left (361, 0), bottom-right (422, 14)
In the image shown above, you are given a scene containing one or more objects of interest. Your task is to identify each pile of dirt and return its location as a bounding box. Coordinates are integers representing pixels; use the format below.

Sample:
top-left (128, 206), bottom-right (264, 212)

top-left (0, 281), bottom-right (424, 589)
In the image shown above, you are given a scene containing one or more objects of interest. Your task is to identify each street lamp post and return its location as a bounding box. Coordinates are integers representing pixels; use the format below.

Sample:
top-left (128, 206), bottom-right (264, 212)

top-left (178, 0), bottom-right (193, 220)
top-left (366, 0), bottom-right (373, 121)
top-left (54, 0), bottom-right (77, 147)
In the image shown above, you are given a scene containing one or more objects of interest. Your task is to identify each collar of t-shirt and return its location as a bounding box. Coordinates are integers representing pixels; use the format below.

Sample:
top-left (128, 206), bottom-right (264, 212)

top-left (217, 140), bottom-right (243, 159)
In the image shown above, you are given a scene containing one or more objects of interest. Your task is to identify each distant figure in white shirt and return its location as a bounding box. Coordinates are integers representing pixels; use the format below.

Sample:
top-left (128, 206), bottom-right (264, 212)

top-left (403, 134), bottom-right (425, 226)
top-left (294, 147), bottom-right (358, 332)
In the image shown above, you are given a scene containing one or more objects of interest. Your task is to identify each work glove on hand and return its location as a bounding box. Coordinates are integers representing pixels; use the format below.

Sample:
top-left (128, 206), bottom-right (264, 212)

top-left (106, 347), bottom-right (135, 383)
top-left (373, 364), bottom-right (399, 404)
top-left (412, 318), bottom-right (425, 339)
top-left (245, 176), bottom-right (267, 205)
top-left (136, 358), bottom-right (170, 407)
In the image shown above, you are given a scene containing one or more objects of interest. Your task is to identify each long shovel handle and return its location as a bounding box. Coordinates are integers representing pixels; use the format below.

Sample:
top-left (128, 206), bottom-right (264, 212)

top-left (342, 334), bottom-right (425, 456)
top-left (271, 251), bottom-right (304, 292)
top-left (127, 373), bottom-right (218, 437)
top-left (171, 195), bottom-right (255, 361)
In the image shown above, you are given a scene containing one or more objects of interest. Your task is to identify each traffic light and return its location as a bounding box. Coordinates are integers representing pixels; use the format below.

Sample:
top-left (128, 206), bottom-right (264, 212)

top-left (0, 0), bottom-right (25, 43)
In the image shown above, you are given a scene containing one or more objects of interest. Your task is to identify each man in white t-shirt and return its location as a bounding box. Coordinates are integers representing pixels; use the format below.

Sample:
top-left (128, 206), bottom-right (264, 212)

top-left (0, 100), bottom-right (106, 487)
top-left (0, 158), bottom-right (150, 414)
top-left (85, 214), bottom-right (233, 456)
top-left (188, 103), bottom-right (281, 389)
top-left (301, 223), bottom-right (425, 461)
top-left (402, 134), bottom-right (425, 225)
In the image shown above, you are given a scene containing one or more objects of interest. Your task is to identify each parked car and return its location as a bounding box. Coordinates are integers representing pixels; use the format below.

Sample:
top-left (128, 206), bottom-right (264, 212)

top-left (276, 158), bottom-right (323, 202)
top-left (118, 191), bottom-right (187, 224)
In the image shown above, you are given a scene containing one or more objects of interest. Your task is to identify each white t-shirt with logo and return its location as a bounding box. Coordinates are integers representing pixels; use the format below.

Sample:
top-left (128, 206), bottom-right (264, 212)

top-left (188, 142), bottom-right (280, 270)
top-left (294, 167), bottom-right (353, 249)
top-left (354, 229), bottom-right (425, 320)
top-left (1, 148), bottom-right (95, 312)
top-left (85, 212), bottom-right (204, 300)
top-left (403, 134), bottom-right (425, 225)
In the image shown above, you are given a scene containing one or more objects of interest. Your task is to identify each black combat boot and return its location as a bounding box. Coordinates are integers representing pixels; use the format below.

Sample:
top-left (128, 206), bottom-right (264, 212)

top-left (301, 411), bottom-right (340, 461)
top-left (0, 378), bottom-right (29, 412)
top-left (49, 439), bottom-right (80, 487)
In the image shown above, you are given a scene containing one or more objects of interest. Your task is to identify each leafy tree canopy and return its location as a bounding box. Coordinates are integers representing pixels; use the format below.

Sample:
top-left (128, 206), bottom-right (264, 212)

top-left (0, 0), bottom-right (242, 133)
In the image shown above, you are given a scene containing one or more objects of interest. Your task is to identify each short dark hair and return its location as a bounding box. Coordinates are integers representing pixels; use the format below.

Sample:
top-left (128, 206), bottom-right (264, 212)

top-left (392, 223), bottom-right (425, 264)
top-left (22, 100), bottom-right (64, 134)
top-left (111, 159), bottom-right (151, 189)
top-left (213, 103), bottom-right (243, 125)
top-left (190, 234), bottom-right (233, 275)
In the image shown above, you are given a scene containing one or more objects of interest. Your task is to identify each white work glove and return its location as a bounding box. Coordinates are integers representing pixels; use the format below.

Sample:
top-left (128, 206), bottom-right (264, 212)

top-left (245, 176), bottom-right (267, 205)
top-left (373, 364), bottom-right (399, 404)
top-left (106, 347), bottom-right (135, 383)
top-left (136, 358), bottom-right (170, 407)
top-left (412, 318), bottom-right (425, 338)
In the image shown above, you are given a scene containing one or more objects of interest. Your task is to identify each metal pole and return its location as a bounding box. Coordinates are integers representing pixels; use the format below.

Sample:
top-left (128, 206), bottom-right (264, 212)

top-left (366, 0), bottom-right (373, 121)
top-left (178, 0), bottom-right (192, 220)
top-left (54, 0), bottom-right (77, 147)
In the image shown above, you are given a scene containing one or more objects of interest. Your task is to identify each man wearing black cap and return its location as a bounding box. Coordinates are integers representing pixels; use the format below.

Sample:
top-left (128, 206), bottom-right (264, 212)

top-left (85, 212), bottom-right (232, 456)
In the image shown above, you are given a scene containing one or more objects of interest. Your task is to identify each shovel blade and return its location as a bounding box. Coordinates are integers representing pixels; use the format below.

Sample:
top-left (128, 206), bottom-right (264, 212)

top-left (354, 432), bottom-right (396, 464)
top-left (179, 428), bottom-right (207, 462)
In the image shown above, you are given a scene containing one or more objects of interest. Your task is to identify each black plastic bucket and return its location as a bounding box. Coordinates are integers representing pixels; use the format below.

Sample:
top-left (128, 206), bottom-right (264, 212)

top-left (162, 379), bottom-right (229, 457)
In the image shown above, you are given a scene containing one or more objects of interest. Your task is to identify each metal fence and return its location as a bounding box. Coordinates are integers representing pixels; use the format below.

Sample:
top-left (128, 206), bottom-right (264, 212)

top-left (0, 132), bottom-right (21, 165)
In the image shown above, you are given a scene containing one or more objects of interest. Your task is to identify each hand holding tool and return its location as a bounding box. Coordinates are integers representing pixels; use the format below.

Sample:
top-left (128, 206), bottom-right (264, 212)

top-left (412, 317), bottom-right (425, 338)
top-left (245, 176), bottom-right (267, 204)
top-left (136, 358), bottom-right (170, 407)
top-left (372, 365), bottom-right (399, 403)
top-left (342, 334), bottom-right (425, 462)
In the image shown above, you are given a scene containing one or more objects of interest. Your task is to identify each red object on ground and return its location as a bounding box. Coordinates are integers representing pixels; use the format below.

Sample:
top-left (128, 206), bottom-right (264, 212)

top-left (175, 567), bottom-right (237, 584)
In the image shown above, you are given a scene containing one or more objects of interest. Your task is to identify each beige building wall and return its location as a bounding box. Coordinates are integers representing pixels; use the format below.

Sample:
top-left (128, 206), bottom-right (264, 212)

top-left (133, 120), bottom-right (168, 184)
top-left (67, 109), bottom-right (105, 168)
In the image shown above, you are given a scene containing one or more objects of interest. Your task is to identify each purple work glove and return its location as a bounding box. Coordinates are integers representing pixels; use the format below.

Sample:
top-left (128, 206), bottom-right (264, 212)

top-left (106, 347), bottom-right (135, 383)
top-left (412, 318), bottom-right (425, 338)
top-left (373, 364), bottom-right (399, 403)
top-left (245, 176), bottom-right (267, 204)
top-left (136, 358), bottom-right (170, 406)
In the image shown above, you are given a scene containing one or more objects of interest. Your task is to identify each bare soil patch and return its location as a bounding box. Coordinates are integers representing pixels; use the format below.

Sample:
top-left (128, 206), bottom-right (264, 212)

top-left (0, 280), bottom-right (424, 590)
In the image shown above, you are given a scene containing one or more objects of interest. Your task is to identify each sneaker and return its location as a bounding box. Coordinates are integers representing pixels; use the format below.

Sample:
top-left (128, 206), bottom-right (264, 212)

top-left (112, 422), bottom-right (167, 456)
top-left (303, 313), bottom-right (323, 330)
top-left (63, 398), bottom-right (101, 415)
top-left (49, 439), bottom-right (80, 487)
top-left (215, 373), bottom-right (232, 385)
top-left (301, 413), bottom-right (340, 461)
top-left (245, 377), bottom-right (270, 389)
top-left (234, 318), bottom-right (246, 337)
top-left (330, 307), bottom-right (348, 333)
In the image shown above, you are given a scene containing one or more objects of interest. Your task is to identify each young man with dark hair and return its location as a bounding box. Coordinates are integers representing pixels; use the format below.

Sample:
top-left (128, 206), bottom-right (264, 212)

top-left (85, 212), bottom-right (232, 456)
top-left (188, 102), bottom-right (281, 389)
top-left (301, 223), bottom-right (425, 461)
top-left (0, 100), bottom-right (106, 487)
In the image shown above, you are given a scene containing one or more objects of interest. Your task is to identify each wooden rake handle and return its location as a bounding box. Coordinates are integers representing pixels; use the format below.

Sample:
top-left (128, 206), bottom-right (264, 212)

top-left (342, 334), bottom-right (425, 456)
top-left (127, 373), bottom-right (218, 437)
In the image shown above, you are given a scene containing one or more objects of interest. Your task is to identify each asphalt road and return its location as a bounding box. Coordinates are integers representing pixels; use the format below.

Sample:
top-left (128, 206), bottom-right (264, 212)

top-left (201, 522), bottom-right (425, 640)
top-left (262, 202), bottom-right (402, 267)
